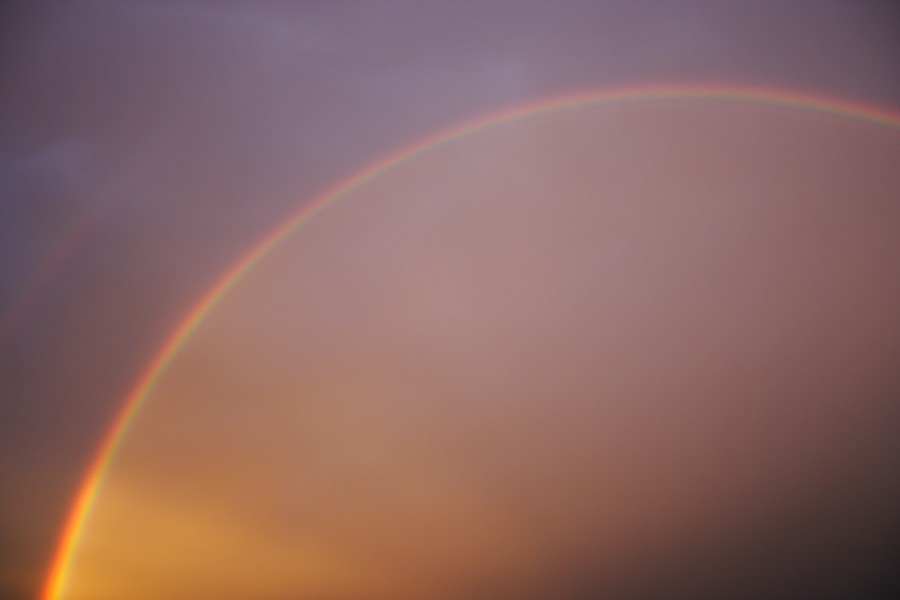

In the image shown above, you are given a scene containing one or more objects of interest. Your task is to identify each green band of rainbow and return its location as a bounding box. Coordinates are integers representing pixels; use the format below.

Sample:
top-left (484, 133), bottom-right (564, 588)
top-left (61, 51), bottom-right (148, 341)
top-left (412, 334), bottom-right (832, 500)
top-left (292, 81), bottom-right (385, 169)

top-left (42, 83), bottom-right (900, 600)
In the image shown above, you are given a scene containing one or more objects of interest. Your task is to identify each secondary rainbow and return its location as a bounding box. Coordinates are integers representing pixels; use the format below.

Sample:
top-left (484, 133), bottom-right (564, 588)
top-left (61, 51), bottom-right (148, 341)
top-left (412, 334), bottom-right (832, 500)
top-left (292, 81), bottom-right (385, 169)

top-left (42, 83), bottom-right (900, 599)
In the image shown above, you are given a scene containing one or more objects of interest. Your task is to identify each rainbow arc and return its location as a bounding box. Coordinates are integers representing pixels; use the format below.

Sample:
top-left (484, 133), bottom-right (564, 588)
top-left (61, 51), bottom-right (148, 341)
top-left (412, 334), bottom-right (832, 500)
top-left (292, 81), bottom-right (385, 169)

top-left (42, 83), bottom-right (900, 600)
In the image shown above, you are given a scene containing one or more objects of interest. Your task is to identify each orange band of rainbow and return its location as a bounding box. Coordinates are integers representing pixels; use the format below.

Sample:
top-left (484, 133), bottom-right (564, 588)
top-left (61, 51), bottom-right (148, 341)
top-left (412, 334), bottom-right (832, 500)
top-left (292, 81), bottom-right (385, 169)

top-left (42, 83), bottom-right (900, 600)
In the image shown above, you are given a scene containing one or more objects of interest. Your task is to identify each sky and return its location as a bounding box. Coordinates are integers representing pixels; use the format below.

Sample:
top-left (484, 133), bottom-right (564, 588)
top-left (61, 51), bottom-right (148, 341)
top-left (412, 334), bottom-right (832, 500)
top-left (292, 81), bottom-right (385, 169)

top-left (1, 1), bottom-right (899, 599)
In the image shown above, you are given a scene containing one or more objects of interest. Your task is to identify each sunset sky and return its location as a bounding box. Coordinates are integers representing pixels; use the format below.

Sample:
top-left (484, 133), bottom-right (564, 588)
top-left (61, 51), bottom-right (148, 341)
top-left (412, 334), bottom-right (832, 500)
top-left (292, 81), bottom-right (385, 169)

top-left (2, 2), bottom-right (899, 599)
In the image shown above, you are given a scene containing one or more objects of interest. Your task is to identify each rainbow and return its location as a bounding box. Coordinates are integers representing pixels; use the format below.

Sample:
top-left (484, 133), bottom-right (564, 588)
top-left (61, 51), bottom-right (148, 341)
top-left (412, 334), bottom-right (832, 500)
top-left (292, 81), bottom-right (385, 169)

top-left (42, 83), bottom-right (900, 599)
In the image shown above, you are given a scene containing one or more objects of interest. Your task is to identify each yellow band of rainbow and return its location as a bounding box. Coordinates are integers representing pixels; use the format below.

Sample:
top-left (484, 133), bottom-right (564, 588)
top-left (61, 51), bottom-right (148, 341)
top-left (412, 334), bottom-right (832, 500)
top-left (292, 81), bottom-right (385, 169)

top-left (42, 83), bottom-right (900, 600)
